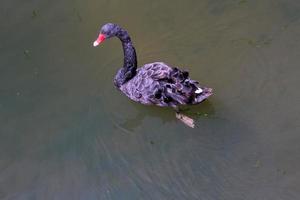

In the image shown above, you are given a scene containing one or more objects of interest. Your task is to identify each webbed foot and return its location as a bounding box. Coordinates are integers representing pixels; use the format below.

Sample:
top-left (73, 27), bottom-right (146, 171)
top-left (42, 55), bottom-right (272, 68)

top-left (175, 113), bottom-right (195, 128)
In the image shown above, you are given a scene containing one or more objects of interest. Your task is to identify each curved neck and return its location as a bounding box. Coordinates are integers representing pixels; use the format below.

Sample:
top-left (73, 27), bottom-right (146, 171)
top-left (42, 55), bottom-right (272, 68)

top-left (114, 28), bottom-right (137, 87)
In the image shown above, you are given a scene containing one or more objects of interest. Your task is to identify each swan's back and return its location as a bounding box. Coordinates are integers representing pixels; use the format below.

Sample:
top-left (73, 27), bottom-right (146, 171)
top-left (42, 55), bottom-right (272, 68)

top-left (119, 62), bottom-right (212, 107)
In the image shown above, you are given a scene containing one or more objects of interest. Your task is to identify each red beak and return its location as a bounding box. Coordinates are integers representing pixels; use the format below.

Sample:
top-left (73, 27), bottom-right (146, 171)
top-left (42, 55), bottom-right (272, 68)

top-left (93, 34), bottom-right (105, 47)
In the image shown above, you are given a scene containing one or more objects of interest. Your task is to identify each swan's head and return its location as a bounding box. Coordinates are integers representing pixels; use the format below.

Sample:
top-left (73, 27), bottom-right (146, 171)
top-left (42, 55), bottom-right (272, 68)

top-left (93, 23), bottom-right (120, 47)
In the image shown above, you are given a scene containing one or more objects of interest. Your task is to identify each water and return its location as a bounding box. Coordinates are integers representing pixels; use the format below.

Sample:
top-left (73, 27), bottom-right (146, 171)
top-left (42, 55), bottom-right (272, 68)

top-left (0, 0), bottom-right (300, 199)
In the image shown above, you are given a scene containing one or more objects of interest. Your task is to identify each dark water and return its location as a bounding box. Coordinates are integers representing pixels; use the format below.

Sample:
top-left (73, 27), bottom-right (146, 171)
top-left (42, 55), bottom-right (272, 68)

top-left (1, 0), bottom-right (300, 199)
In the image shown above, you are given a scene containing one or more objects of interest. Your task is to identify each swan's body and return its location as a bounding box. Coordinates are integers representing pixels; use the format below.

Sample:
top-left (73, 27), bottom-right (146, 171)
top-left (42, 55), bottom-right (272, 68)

top-left (93, 23), bottom-right (212, 127)
top-left (118, 62), bottom-right (212, 107)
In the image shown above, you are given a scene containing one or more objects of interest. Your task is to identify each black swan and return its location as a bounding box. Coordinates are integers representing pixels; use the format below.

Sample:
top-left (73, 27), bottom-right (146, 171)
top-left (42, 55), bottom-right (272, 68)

top-left (93, 23), bottom-right (212, 128)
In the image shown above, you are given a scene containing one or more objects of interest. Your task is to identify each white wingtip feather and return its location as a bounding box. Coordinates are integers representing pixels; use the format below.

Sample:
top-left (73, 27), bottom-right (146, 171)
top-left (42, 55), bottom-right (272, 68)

top-left (195, 88), bottom-right (203, 94)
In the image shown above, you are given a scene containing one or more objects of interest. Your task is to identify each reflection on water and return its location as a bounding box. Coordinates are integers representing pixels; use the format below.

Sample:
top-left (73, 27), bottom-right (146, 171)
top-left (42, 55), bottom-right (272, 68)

top-left (0, 0), bottom-right (300, 199)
